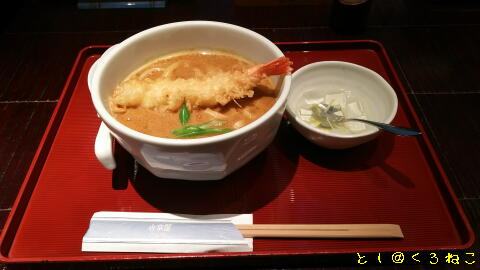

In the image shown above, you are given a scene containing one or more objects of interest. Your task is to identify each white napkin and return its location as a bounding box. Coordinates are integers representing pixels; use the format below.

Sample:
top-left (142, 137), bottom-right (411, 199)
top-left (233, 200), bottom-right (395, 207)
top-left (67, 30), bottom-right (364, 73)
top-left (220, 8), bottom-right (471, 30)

top-left (82, 211), bottom-right (253, 253)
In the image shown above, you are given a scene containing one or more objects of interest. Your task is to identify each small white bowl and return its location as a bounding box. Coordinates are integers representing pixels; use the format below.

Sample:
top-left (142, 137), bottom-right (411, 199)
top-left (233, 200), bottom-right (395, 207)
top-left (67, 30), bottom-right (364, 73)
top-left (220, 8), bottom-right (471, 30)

top-left (286, 61), bottom-right (398, 149)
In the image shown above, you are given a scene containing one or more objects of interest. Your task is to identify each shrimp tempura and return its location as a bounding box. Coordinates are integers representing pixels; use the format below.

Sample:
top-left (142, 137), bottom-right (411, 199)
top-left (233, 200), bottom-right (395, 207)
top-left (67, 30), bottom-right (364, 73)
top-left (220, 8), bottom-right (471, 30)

top-left (111, 57), bottom-right (292, 112)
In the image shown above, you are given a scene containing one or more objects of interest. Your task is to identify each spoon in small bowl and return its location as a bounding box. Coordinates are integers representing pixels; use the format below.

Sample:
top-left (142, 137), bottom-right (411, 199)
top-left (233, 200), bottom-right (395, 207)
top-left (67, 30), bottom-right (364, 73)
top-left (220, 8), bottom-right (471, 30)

top-left (315, 103), bottom-right (422, 136)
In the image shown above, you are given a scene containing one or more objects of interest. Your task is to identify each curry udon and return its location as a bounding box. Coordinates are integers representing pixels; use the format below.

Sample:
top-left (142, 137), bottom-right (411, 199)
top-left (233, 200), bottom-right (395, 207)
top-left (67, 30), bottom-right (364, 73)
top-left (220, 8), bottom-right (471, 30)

top-left (109, 50), bottom-right (286, 139)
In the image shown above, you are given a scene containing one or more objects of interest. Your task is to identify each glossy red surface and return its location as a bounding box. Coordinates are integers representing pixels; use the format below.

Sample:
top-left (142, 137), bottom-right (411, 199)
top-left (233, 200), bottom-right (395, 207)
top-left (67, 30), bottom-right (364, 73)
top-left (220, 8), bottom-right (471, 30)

top-left (0, 42), bottom-right (473, 263)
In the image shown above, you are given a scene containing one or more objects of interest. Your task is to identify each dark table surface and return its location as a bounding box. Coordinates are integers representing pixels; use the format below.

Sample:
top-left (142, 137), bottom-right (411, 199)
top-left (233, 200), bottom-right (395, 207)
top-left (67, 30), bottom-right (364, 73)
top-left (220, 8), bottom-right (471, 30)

top-left (0, 0), bottom-right (479, 269)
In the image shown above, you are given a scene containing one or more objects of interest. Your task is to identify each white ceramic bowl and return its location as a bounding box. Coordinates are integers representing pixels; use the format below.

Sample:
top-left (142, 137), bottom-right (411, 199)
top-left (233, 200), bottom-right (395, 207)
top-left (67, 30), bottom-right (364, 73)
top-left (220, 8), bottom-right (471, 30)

top-left (88, 21), bottom-right (291, 180)
top-left (286, 61), bottom-right (397, 149)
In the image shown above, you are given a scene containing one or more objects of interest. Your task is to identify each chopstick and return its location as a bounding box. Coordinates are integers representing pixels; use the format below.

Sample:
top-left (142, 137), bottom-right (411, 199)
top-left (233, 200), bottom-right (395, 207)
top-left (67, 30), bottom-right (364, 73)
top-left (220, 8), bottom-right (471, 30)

top-left (236, 224), bottom-right (403, 239)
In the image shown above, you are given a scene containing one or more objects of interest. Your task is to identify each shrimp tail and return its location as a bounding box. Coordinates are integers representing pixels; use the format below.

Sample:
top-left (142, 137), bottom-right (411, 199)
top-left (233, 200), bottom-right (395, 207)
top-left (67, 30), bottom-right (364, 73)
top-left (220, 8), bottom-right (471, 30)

top-left (247, 57), bottom-right (293, 77)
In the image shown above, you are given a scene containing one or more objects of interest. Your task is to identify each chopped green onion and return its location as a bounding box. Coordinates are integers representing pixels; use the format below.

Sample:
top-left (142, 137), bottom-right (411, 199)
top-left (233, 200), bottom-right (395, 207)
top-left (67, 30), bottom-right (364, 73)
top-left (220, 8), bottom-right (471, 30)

top-left (172, 125), bottom-right (203, 135)
top-left (173, 119), bottom-right (227, 135)
top-left (179, 102), bottom-right (190, 125)
top-left (175, 128), bottom-right (232, 138)
top-left (172, 119), bottom-right (232, 138)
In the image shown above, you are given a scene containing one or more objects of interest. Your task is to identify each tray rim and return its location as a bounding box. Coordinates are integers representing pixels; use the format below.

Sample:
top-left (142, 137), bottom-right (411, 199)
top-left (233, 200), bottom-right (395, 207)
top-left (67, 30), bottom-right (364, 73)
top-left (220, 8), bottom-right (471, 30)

top-left (0, 45), bottom-right (109, 263)
top-left (0, 41), bottom-right (474, 263)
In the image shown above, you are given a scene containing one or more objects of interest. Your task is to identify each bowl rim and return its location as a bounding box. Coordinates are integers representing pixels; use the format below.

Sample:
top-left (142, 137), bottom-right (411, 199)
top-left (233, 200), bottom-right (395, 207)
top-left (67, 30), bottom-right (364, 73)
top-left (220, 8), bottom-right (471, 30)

top-left (286, 60), bottom-right (398, 139)
top-left (90, 20), bottom-right (291, 146)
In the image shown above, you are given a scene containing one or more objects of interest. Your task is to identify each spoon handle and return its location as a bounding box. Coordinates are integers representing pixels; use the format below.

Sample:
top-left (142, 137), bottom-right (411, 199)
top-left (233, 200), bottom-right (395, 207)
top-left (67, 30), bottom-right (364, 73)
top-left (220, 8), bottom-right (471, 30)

top-left (347, 118), bottom-right (422, 136)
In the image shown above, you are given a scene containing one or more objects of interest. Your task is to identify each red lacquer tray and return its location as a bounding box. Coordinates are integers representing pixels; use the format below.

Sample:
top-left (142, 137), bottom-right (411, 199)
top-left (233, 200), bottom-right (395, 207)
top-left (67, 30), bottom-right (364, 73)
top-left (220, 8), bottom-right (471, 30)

top-left (0, 41), bottom-right (474, 263)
